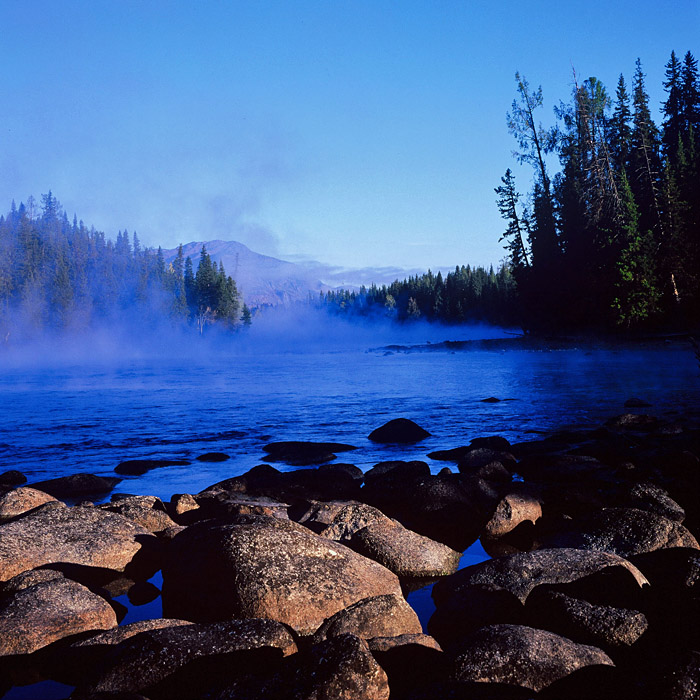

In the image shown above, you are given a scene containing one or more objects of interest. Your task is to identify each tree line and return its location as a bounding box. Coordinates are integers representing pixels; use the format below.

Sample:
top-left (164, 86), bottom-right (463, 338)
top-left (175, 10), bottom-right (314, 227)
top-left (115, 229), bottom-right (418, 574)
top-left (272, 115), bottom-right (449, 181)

top-left (0, 193), bottom-right (250, 342)
top-left (498, 50), bottom-right (700, 330)
top-left (318, 264), bottom-right (518, 325)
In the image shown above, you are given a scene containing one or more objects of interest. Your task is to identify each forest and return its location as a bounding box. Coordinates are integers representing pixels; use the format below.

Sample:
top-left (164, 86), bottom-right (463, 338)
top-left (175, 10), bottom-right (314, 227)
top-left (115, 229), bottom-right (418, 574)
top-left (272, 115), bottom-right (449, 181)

top-left (498, 50), bottom-right (700, 331)
top-left (322, 50), bottom-right (700, 332)
top-left (0, 194), bottom-right (250, 342)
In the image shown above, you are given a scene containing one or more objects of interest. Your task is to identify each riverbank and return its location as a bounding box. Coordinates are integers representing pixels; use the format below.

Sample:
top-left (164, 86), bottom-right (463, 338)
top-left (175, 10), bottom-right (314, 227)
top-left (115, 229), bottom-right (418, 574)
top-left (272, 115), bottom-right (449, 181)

top-left (0, 410), bottom-right (698, 699)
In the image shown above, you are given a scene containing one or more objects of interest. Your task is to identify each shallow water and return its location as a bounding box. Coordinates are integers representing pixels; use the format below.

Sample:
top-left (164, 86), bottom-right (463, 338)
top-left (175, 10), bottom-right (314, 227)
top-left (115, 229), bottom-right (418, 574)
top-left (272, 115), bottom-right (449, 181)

top-left (1, 327), bottom-right (698, 699)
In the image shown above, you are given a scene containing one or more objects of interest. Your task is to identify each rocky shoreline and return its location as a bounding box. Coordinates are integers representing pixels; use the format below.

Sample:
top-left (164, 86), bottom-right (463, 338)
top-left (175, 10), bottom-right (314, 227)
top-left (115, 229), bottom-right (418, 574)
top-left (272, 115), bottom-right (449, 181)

top-left (0, 411), bottom-right (698, 699)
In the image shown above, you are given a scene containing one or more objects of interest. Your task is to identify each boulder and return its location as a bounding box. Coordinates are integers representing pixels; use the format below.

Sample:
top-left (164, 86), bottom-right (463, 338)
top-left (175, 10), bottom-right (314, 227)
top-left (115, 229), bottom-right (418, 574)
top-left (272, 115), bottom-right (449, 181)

top-left (194, 492), bottom-right (290, 521)
top-left (524, 589), bottom-right (648, 650)
top-left (312, 593), bottom-right (422, 643)
top-left (452, 624), bottom-right (613, 693)
top-left (363, 461), bottom-right (431, 484)
top-left (0, 578), bottom-right (117, 656)
top-left (617, 482), bottom-right (686, 522)
top-left (305, 502), bottom-right (388, 541)
top-left (0, 504), bottom-right (158, 582)
top-left (624, 397), bottom-right (652, 408)
top-left (427, 446), bottom-right (473, 462)
top-left (318, 462), bottom-right (364, 480)
top-left (290, 634), bottom-right (390, 700)
top-left (368, 418), bottom-right (431, 444)
top-left (0, 568), bottom-right (65, 596)
top-left (101, 496), bottom-right (178, 533)
top-left (470, 435), bottom-right (512, 451)
top-left (627, 547), bottom-right (700, 592)
top-left (457, 448), bottom-right (516, 472)
top-left (606, 413), bottom-right (659, 430)
top-left (168, 493), bottom-right (200, 520)
top-left (541, 507), bottom-right (699, 557)
top-left (162, 519), bottom-right (402, 635)
top-left (79, 619), bottom-right (297, 699)
top-left (0, 486), bottom-right (58, 523)
top-left (29, 473), bottom-right (121, 499)
top-left (432, 548), bottom-right (648, 606)
top-left (483, 491), bottom-right (542, 538)
top-left (352, 519), bottom-right (461, 578)
top-left (114, 459), bottom-right (190, 476)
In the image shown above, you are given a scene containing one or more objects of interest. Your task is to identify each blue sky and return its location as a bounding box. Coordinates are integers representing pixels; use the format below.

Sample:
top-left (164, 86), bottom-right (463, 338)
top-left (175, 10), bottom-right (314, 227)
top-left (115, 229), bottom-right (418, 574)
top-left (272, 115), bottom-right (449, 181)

top-left (1, 1), bottom-right (697, 280)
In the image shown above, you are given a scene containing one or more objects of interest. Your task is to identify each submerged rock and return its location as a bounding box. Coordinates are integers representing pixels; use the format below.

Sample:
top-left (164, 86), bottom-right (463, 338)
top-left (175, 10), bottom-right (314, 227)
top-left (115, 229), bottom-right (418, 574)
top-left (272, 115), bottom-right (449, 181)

top-left (451, 624), bottom-right (613, 693)
top-left (368, 418), bottom-right (431, 444)
top-left (262, 440), bottom-right (357, 466)
top-left (195, 452), bottom-right (230, 462)
top-left (161, 518), bottom-right (402, 635)
top-left (115, 459), bottom-right (190, 476)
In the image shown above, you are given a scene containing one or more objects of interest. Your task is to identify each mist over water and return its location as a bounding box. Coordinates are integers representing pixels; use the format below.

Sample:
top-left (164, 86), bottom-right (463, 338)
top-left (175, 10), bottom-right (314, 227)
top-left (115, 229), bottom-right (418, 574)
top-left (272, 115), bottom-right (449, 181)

top-left (1, 310), bottom-right (698, 501)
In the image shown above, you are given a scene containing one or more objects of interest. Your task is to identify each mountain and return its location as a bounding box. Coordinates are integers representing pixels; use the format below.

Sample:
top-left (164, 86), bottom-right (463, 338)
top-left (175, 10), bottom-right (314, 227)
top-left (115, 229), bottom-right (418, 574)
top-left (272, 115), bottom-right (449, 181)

top-left (161, 240), bottom-right (331, 308)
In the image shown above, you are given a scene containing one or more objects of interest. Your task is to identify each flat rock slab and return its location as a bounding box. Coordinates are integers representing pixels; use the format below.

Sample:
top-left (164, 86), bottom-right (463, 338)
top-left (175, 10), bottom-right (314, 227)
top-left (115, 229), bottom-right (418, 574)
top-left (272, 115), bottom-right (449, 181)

top-left (101, 496), bottom-right (178, 533)
top-left (368, 418), bottom-right (431, 444)
top-left (263, 441), bottom-right (357, 466)
top-left (81, 619), bottom-right (297, 698)
top-left (0, 504), bottom-right (157, 582)
top-left (433, 548), bottom-right (648, 605)
top-left (162, 519), bottom-right (402, 635)
top-left (29, 473), bottom-right (121, 499)
top-left (452, 624), bottom-right (613, 692)
top-left (115, 459), bottom-right (190, 476)
top-left (0, 578), bottom-right (117, 656)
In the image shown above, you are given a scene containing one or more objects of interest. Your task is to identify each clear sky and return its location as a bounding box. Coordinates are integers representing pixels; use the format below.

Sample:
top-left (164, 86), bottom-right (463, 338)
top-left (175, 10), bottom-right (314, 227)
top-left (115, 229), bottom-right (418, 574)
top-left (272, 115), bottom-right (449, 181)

top-left (1, 1), bottom-right (697, 280)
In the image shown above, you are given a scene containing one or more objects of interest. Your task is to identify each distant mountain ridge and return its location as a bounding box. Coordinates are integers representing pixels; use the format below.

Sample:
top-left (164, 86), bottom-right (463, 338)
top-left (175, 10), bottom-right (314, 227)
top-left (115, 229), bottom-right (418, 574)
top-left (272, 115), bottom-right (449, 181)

top-left (161, 240), bottom-right (332, 307)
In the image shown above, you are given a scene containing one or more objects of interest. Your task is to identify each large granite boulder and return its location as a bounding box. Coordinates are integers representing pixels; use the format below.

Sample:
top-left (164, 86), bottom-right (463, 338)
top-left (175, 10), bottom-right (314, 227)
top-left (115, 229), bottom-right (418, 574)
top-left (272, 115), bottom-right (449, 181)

top-left (452, 624), bottom-right (613, 693)
top-left (311, 593), bottom-right (422, 642)
top-left (29, 473), bottom-right (121, 499)
top-left (0, 504), bottom-right (158, 582)
top-left (101, 496), bottom-right (178, 533)
top-left (541, 507), bottom-right (699, 557)
top-left (483, 490), bottom-right (543, 538)
top-left (0, 578), bottom-right (117, 656)
top-left (161, 518), bottom-right (402, 635)
top-left (77, 619), bottom-right (297, 699)
top-left (0, 486), bottom-right (58, 523)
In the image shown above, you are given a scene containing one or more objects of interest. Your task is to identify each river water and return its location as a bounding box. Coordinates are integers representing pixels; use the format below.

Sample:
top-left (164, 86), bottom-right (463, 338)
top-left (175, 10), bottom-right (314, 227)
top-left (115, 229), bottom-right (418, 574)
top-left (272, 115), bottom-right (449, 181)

top-left (0, 322), bottom-right (698, 699)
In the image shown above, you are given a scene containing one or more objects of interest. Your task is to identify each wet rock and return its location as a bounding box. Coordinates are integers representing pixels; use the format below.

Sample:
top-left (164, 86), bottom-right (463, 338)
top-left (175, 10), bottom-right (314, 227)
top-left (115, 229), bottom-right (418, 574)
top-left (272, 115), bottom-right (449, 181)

top-left (606, 413), bottom-right (659, 430)
top-left (451, 624), bottom-right (613, 693)
top-left (364, 460), bottom-right (430, 484)
top-left (262, 440), bottom-right (357, 466)
top-left (195, 492), bottom-right (290, 521)
top-left (312, 502), bottom-right (389, 541)
top-left (480, 397), bottom-right (502, 403)
top-left (0, 504), bottom-right (158, 582)
top-left (617, 482), bottom-right (686, 522)
top-left (318, 462), bottom-right (364, 480)
top-left (195, 452), bottom-right (230, 462)
top-left (470, 435), bottom-right (512, 451)
top-left (168, 493), bottom-right (200, 521)
top-left (127, 581), bottom-right (160, 606)
top-left (114, 459), bottom-right (190, 476)
top-left (368, 418), bottom-right (431, 444)
top-left (312, 593), bottom-right (422, 643)
top-left (541, 507), bottom-right (699, 557)
top-left (353, 518), bottom-right (461, 578)
top-left (432, 548), bottom-right (648, 606)
top-left (200, 463), bottom-right (283, 496)
top-left (483, 491), bottom-right (542, 538)
top-left (161, 519), bottom-right (402, 635)
top-left (368, 633), bottom-right (442, 653)
top-left (627, 547), bottom-right (700, 592)
top-left (524, 589), bottom-right (648, 650)
top-left (101, 496), bottom-right (178, 533)
top-left (0, 486), bottom-right (58, 523)
top-left (625, 397), bottom-right (652, 408)
top-left (0, 470), bottom-right (27, 488)
top-left (362, 473), bottom-right (502, 551)
top-left (29, 473), bottom-right (121, 499)
top-left (516, 453), bottom-right (615, 483)
top-left (457, 448), bottom-right (516, 472)
top-left (78, 619), bottom-right (297, 699)
top-left (0, 578), bottom-right (117, 656)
